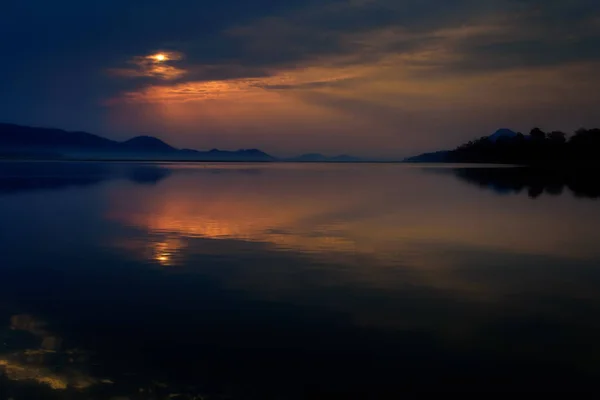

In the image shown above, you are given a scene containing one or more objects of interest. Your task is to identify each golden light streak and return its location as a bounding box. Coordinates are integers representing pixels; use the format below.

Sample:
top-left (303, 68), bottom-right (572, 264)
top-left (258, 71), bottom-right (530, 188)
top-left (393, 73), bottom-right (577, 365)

top-left (1, 315), bottom-right (97, 390)
top-left (0, 360), bottom-right (70, 390)
top-left (112, 62), bottom-right (365, 104)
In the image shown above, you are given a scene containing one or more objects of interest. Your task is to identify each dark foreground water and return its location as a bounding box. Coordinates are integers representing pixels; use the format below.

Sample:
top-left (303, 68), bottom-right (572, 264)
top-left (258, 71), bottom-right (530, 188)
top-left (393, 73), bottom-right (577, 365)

top-left (1, 162), bottom-right (600, 398)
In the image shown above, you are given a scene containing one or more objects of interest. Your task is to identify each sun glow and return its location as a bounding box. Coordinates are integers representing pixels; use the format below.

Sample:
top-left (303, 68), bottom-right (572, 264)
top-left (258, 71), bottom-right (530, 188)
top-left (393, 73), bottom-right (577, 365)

top-left (151, 238), bottom-right (185, 266)
top-left (152, 53), bottom-right (167, 62)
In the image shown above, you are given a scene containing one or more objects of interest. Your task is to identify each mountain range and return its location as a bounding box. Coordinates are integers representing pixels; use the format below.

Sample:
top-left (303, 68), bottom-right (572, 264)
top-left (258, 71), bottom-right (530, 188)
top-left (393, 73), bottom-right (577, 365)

top-left (0, 123), bottom-right (275, 161)
top-left (0, 123), bottom-right (370, 162)
top-left (284, 153), bottom-right (363, 162)
top-left (487, 128), bottom-right (518, 142)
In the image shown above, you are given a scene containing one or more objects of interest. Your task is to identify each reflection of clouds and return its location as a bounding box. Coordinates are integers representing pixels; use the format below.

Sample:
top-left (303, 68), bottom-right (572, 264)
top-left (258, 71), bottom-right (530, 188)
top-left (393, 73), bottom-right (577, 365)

top-left (1, 314), bottom-right (96, 390)
top-left (0, 360), bottom-right (69, 389)
top-left (10, 314), bottom-right (48, 337)
top-left (125, 212), bottom-right (357, 256)
top-left (0, 359), bottom-right (96, 390)
top-left (102, 165), bottom-right (600, 332)
top-left (10, 314), bottom-right (63, 351)
top-left (1, 314), bottom-right (211, 398)
top-left (153, 236), bottom-right (186, 266)
top-left (107, 165), bottom-right (600, 268)
top-left (107, 168), bottom-right (372, 262)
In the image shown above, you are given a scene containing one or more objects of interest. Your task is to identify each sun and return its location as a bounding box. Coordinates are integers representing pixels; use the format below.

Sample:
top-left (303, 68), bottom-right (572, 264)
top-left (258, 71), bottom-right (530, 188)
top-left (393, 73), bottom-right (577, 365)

top-left (152, 53), bottom-right (167, 62)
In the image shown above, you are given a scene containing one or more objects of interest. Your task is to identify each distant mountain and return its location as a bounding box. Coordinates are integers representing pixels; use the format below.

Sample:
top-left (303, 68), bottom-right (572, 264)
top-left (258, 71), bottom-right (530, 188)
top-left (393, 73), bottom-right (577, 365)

top-left (0, 123), bottom-right (118, 153)
top-left (286, 153), bottom-right (362, 162)
top-left (287, 153), bottom-right (326, 162)
top-left (179, 148), bottom-right (275, 161)
top-left (0, 123), bottom-right (275, 161)
top-left (122, 136), bottom-right (176, 153)
top-left (488, 129), bottom-right (518, 142)
top-left (405, 129), bottom-right (518, 163)
top-left (403, 150), bottom-right (450, 163)
top-left (330, 154), bottom-right (362, 162)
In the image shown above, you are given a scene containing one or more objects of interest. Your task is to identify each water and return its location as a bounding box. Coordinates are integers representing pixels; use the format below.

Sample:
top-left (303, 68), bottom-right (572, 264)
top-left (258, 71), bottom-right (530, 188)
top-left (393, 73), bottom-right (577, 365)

top-left (1, 161), bottom-right (600, 398)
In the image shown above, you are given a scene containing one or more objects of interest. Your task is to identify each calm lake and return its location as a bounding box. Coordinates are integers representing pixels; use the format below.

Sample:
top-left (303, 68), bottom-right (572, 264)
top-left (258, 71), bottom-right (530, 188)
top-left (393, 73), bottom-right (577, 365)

top-left (1, 161), bottom-right (600, 398)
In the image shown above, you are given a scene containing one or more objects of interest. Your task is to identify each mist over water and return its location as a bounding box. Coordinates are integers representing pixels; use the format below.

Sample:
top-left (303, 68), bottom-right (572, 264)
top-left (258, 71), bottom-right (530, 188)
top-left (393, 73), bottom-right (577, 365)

top-left (2, 162), bottom-right (600, 398)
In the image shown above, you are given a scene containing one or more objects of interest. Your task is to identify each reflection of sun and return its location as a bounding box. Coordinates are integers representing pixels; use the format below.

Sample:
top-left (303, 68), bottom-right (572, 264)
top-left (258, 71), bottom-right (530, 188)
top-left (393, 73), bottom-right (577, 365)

top-left (152, 238), bottom-right (185, 266)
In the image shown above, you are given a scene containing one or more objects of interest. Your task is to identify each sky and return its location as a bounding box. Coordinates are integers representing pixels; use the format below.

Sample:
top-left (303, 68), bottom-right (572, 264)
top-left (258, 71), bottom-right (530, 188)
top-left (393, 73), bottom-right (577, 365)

top-left (1, 0), bottom-right (600, 157)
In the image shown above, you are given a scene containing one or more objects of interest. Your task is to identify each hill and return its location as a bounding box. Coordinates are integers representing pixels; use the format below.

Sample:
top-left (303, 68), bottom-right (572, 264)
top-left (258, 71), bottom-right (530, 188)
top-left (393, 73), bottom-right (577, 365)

top-left (488, 129), bottom-right (518, 143)
top-left (0, 123), bottom-right (118, 154)
top-left (0, 123), bottom-right (275, 161)
top-left (285, 153), bottom-right (362, 162)
top-left (179, 148), bottom-right (275, 161)
top-left (403, 150), bottom-right (450, 163)
top-left (404, 127), bottom-right (600, 166)
top-left (121, 136), bottom-right (176, 153)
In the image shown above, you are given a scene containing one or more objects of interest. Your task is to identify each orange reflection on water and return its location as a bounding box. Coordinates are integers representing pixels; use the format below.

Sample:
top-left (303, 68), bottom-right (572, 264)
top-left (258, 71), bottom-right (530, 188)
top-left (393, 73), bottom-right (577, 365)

top-left (101, 164), bottom-right (600, 330)
top-left (107, 169), bottom-right (368, 263)
top-left (152, 237), bottom-right (186, 266)
top-left (1, 315), bottom-right (96, 390)
top-left (107, 164), bottom-right (600, 270)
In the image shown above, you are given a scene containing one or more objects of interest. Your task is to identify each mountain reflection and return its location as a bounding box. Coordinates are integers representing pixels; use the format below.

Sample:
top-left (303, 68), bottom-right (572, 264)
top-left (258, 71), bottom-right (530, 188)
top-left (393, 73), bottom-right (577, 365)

top-left (0, 162), bottom-right (171, 195)
top-left (446, 167), bottom-right (600, 199)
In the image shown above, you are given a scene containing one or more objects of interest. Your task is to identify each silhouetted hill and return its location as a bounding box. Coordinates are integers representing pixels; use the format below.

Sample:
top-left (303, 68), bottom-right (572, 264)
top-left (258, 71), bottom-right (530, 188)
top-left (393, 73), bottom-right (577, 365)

top-left (286, 153), bottom-right (362, 162)
top-left (488, 129), bottom-right (518, 143)
top-left (404, 150), bottom-right (450, 163)
top-left (330, 154), bottom-right (362, 162)
top-left (0, 123), bottom-right (276, 161)
top-left (405, 127), bottom-right (600, 166)
top-left (122, 136), bottom-right (176, 153)
top-left (287, 153), bottom-right (327, 162)
top-left (0, 123), bottom-right (118, 154)
top-left (179, 148), bottom-right (275, 161)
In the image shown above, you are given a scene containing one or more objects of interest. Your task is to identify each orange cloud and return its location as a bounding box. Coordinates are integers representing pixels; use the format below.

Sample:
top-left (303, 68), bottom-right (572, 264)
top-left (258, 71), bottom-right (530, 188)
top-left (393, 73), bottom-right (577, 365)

top-left (111, 62), bottom-right (365, 104)
top-left (109, 51), bottom-right (186, 80)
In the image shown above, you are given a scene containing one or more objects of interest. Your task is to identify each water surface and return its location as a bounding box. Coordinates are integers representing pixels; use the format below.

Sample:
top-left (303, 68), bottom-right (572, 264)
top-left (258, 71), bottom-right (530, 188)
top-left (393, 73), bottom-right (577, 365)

top-left (1, 162), bottom-right (600, 398)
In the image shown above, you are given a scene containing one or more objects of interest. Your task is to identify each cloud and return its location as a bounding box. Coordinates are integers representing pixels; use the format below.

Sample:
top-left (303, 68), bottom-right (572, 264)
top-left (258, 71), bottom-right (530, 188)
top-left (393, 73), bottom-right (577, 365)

top-left (218, 0), bottom-right (600, 76)
top-left (111, 61), bottom-right (368, 104)
top-left (109, 51), bottom-right (186, 80)
top-left (2, 0), bottom-right (600, 155)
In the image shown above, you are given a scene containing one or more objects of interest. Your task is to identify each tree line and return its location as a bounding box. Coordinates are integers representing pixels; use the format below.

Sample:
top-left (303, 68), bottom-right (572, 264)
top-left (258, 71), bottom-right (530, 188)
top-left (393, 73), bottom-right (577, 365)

top-left (448, 128), bottom-right (600, 165)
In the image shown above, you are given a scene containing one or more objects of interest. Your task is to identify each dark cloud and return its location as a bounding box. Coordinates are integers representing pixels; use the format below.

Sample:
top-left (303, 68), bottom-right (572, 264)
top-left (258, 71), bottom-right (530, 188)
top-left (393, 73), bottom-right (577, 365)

top-left (209, 0), bottom-right (600, 75)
